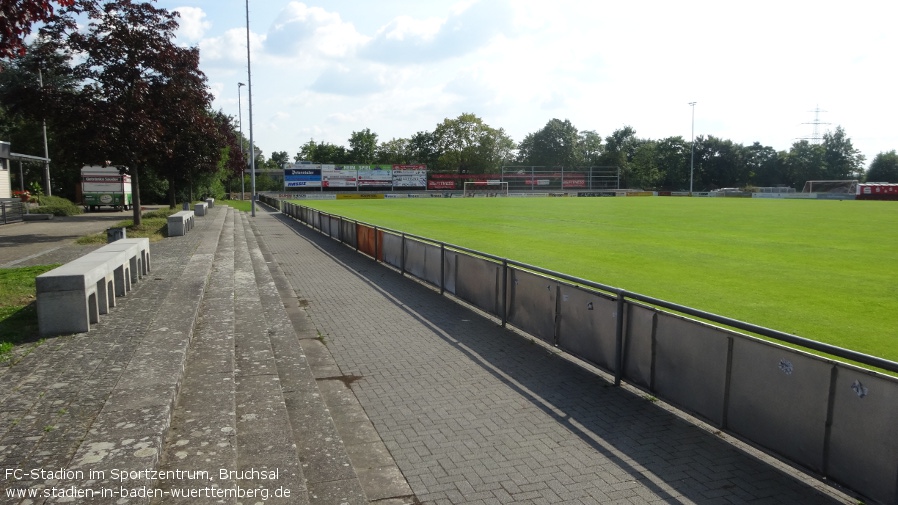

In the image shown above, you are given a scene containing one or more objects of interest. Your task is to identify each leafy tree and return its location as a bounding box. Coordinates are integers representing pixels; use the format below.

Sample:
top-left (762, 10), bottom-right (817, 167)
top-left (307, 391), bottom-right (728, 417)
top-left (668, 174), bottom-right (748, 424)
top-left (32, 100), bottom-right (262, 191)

top-left (269, 151), bottom-right (289, 167)
top-left (656, 136), bottom-right (689, 190)
top-left (0, 41), bottom-right (92, 198)
top-left (745, 142), bottom-right (781, 188)
top-left (517, 118), bottom-right (580, 168)
top-left (295, 139), bottom-right (347, 164)
top-left (866, 151), bottom-right (898, 183)
top-left (348, 128), bottom-right (378, 164)
top-left (0, 0), bottom-right (78, 59)
top-left (578, 130), bottom-right (603, 166)
top-left (692, 135), bottom-right (749, 190)
top-left (822, 126), bottom-right (865, 180)
top-left (40, 0), bottom-right (208, 224)
top-left (599, 126), bottom-right (639, 187)
top-left (408, 131), bottom-right (438, 167)
top-left (146, 46), bottom-right (222, 207)
top-left (780, 140), bottom-right (826, 190)
top-left (431, 113), bottom-right (513, 174)
top-left (628, 140), bottom-right (661, 189)
top-left (376, 137), bottom-right (411, 164)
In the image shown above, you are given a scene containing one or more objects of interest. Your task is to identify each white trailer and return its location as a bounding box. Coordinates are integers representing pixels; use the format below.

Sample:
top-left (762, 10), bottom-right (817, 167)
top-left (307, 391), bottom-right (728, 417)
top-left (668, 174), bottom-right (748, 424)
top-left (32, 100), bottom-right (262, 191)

top-left (81, 165), bottom-right (132, 211)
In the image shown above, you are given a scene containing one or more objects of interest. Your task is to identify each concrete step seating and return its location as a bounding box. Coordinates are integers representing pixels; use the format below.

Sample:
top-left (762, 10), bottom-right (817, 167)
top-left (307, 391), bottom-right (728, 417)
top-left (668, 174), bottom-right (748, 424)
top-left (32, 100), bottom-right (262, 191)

top-left (35, 237), bottom-right (150, 337)
top-left (166, 210), bottom-right (195, 237)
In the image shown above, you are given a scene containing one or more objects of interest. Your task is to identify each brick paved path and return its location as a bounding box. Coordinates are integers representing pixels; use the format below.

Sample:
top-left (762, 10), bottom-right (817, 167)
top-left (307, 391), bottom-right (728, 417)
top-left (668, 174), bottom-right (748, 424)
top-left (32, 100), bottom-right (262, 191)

top-left (252, 206), bottom-right (852, 505)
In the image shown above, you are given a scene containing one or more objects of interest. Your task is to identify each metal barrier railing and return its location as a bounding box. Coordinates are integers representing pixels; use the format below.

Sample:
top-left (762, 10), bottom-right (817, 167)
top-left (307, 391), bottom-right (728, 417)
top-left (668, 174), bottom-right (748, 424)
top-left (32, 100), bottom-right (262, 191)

top-left (0, 199), bottom-right (25, 225)
top-left (266, 196), bottom-right (898, 505)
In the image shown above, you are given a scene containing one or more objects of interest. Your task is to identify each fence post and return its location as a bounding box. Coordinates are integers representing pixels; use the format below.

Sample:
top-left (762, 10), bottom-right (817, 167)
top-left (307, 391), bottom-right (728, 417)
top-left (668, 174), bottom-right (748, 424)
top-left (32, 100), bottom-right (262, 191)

top-left (440, 243), bottom-right (445, 295)
top-left (614, 289), bottom-right (625, 386)
top-left (501, 259), bottom-right (508, 327)
top-left (401, 233), bottom-right (406, 275)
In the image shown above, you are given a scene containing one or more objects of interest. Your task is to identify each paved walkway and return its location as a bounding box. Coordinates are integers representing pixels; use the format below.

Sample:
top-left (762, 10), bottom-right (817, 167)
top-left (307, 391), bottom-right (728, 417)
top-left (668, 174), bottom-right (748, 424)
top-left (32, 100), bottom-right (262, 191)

top-left (0, 204), bottom-right (859, 504)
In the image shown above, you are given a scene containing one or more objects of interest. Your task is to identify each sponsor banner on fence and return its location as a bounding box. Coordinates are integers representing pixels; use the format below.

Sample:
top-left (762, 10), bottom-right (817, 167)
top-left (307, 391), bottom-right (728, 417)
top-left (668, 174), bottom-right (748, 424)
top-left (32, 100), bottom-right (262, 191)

top-left (284, 164), bottom-right (322, 188)
top-left (577, 192), bottom-right (616, 197)
top-left (357, 165), bottom-right (393, 187)
top-left (322, 165), bottom-right (358, 188)
top-left (392, 164), bottom-right (427, 187)
top-left (274, 193), bottom-right (336, 200)
top-left (815, 193), bottom-right (856, 200)
top-left (428, 180), bottom-right (456, 190)
top-left (336, 193), bottom-right (385, 200)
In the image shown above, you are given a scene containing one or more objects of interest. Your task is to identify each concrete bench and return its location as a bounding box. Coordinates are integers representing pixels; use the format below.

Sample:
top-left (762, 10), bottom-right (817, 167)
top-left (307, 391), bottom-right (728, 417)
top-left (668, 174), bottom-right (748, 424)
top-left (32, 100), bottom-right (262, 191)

top-left (205, 197), bottom-right (214, 208)
top-left (195, 201), bottom-right (208, 217)
top-left (167, 210), bottom-right (195, 236)
top-left (36, 238), bottom-right (150, 337)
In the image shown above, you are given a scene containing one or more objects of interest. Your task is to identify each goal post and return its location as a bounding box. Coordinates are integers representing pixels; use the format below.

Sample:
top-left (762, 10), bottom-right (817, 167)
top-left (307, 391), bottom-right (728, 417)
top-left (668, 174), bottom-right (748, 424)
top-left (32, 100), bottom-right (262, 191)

top-left (463, 180), bottom-right (509, 197)
top-left (801, 180), bottom-right (859, 194)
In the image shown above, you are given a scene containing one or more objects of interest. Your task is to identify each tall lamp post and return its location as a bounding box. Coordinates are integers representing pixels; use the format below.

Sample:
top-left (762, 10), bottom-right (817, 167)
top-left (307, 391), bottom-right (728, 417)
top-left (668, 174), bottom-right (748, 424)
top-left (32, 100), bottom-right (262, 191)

top-left (245, 0), bottom-right (256, 217)
top-left (689, 101), bottom-right (696, 195)
top-left (38, 68), bottom-right (51, 196)
top-left (237, 82), bottom-right (245, 201)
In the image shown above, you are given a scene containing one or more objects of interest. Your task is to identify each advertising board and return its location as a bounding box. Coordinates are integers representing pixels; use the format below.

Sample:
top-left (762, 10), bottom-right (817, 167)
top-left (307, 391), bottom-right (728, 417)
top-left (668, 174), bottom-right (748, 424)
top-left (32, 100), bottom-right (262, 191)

top-left (322, 165), bottom-right (358, 188)
top-left (392, 164), bottom-right (427, 187)
top-left (284, 165), bottom-right (322, 188)
top-left (357, 165), bottom-right (393, 187)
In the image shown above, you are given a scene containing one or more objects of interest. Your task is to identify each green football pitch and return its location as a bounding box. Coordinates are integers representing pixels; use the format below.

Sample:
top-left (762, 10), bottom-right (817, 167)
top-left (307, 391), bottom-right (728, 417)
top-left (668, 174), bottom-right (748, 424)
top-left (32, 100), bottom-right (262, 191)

top-left (293, 197), bottom-right (898, 362)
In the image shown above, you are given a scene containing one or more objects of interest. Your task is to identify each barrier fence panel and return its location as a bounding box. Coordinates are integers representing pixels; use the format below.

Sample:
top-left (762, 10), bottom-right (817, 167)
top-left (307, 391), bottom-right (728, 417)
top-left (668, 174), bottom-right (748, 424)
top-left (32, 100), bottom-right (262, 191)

top-left (443, 250), bottom-right (458, 295)
top-left (622, 303), bottom-right (656, 389)
top-left (404, 238), bottom-right (442, 287)
top-left (340, 219), bottom-right (357, 248)
top-left (506, 268), bottom-right (557, 345)
top-left (382, 232), bottom-right (403, 270)
top-left (653, 313), bottom-right (731, 426)
top-left (318, 212), bottom-right (327, 233)
top-left (453, 253), bottom-right (501, 317)
top-left (827, 366), bottom-right (898, 505)
top-left (320, 212), bottom-right (328, 233)
top-left (283, 202), bottom-right (898, 505)
top-left (556, 285), bottom-right (619, 372)
top-left (727, 339), bottom-right (832, 473)
top-left (328, 216), bottom-right (341, 239)
top-left (357, 224), bottom-right (378, 259)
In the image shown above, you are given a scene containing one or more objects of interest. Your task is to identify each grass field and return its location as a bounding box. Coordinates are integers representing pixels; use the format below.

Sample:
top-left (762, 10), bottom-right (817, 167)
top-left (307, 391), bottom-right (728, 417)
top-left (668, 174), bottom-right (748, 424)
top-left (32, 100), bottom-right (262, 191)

top-left (295, 197), bottom-right (898, 362)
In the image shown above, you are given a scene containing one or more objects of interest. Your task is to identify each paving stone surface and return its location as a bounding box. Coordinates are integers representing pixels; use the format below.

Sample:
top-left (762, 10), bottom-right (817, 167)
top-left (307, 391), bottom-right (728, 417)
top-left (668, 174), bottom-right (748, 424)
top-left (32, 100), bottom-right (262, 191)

top-left (252, 204), bottom-right (857, 505)
top-left (0, 203), bottom-right (865, 505)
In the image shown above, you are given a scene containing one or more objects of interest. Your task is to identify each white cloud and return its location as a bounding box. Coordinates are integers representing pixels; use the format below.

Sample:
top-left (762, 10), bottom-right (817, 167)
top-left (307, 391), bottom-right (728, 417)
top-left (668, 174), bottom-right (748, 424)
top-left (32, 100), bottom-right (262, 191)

top-left (310, 65), bottom-right (386, 96)
top-left (172, 6), bottom-right (211, 43)
top-left (361, 0), bottom-right (515, 63)
top-left (187, 0), bottom-right (898, 163)
top-left (266, 2), bottom-right (368, 59)
top-left (199, 27), bottom-right (261, 66)
top-left (378, 15), bottom-right (443, 42)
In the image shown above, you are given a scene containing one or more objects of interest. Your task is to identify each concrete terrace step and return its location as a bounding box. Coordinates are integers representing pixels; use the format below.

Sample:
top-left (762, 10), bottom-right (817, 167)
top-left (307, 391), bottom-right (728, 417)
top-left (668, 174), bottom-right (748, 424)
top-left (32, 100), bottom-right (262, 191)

top-left (152, 208), bottom-right (240, 504)
top-left (238, 212), bottom-right (369, 504)
top-left (151, 208), bottom-right (369, 505)
top-left (0, 206), bottom-right (227, 505)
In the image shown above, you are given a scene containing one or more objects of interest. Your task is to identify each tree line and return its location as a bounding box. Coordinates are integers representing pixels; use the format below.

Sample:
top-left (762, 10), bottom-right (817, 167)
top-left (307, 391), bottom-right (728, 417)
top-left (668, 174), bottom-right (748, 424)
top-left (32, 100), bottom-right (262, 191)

top-left (294, 115), bottom-right (898, 191)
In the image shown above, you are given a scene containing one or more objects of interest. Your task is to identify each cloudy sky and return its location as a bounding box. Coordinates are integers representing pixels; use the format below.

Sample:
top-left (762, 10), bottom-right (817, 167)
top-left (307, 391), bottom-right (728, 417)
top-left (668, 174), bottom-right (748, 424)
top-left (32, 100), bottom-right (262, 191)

top-left (155, 0), bottom-right (898, 166)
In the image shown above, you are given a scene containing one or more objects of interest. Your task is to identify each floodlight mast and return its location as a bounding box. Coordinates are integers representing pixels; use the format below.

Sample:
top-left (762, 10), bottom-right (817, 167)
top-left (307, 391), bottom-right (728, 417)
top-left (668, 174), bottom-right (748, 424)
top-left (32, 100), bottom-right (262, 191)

top-left (39, 68), bottom-right (51, 196)
top-left (238, 82), bottom-right (245, 201)
top-left (689, 102), bottom-right (696, 195)
top-left (245, 0), bottom-right (256, 217)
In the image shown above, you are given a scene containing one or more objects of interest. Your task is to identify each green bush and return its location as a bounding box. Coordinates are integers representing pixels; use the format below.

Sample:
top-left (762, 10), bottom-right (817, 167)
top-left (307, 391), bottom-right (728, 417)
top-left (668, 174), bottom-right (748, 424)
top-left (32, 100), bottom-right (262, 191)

top-left (33, 195), bottom-right (83, 216)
